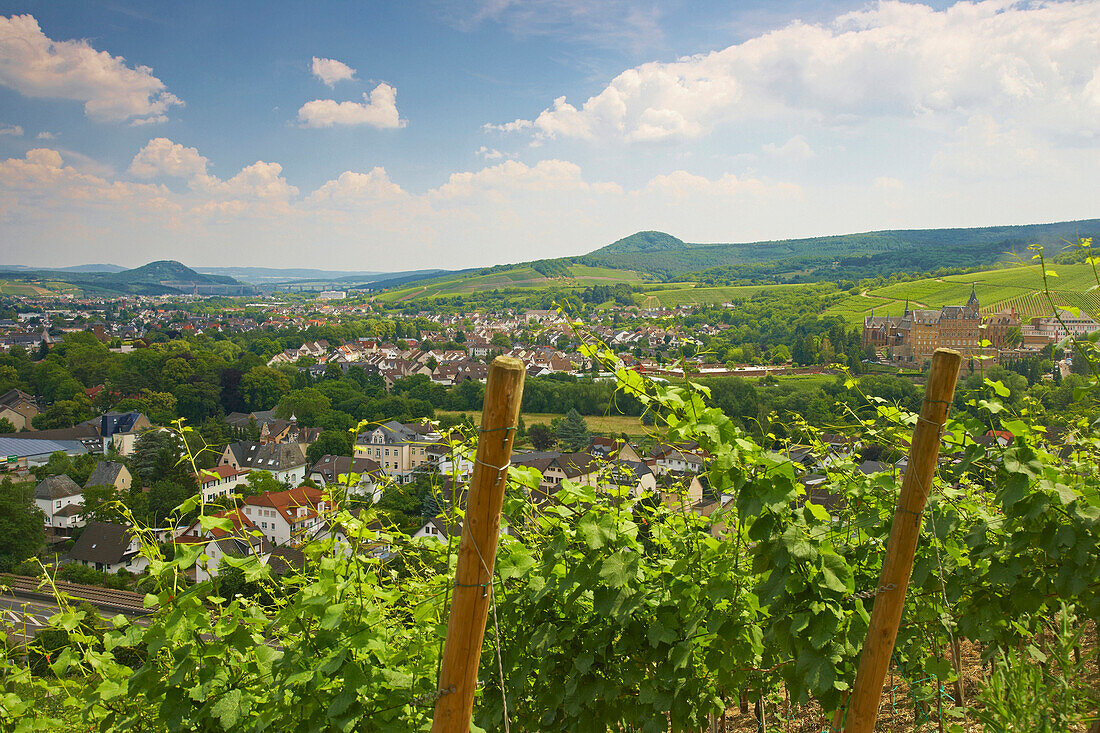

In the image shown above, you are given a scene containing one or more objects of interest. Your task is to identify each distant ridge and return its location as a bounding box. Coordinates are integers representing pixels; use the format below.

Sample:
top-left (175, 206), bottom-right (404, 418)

top-left (0, 260), bottom-right (253, 296)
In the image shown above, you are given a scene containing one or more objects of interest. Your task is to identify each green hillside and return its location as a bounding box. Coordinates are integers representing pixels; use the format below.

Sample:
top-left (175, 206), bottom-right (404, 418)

top-left (824, 262), bottom-right (1100, 324)
top-left (378, 262), bottom-right (643, 302)
top-left (581, 220), bottom-right (1100, 280)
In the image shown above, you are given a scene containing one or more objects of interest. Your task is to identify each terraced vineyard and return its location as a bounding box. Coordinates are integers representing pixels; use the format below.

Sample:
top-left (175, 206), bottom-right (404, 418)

top-left (824, 263), bottom-right (1100, 324)
top-left (379, 263), bottom-right (643, 301)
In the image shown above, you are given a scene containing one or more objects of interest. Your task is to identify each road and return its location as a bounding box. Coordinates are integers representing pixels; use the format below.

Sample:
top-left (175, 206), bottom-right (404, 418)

top-left (0, 594), bottom-right (63, 643)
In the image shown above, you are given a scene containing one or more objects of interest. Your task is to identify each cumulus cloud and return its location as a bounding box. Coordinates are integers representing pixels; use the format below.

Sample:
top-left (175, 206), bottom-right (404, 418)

top-left (311, 57), bottom-right (357, 86)
top-left (640, 170), bottom-right (802, 202)
top-left (0, 123), bottom-right (22, 136)
top-left (36, 131), bottom-right (55, 139)
top-left (129, 138), bottom-right (209, 179)
top-left (308, 168), bottom-right (407, 206)
top-left (762, 135), bottom-right (815, 160)
top-left (489, 1), bottom-right (1100, 143)
top-left (0, 14), bottom-right (183, 123)
top-left (297, 83), bottom-right (405, 128)
top-left (431, 159), bottom-right (620, 200)
top-left (929, 114), bottom-right (1046, 179)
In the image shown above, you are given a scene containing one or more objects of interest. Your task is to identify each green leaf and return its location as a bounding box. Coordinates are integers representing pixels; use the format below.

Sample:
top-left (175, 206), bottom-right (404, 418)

top-left (805, 502), bottom-right (831, 524)
top-left (820, 554), bottom-right (852, 594)
top-left (199, 515), bottom-right (236, 533)
top-left (599, 550), bottom-right (638, 589)
top-left (211, 688), bottom-right (243, 728)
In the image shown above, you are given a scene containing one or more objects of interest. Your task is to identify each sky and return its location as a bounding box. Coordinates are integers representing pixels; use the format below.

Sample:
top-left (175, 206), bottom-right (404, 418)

top-left (0, 0), bottom-right (1098, 271)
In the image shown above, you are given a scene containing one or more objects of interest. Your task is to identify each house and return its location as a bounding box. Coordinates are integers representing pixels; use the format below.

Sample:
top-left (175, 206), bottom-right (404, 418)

top-left (34, 474), bottom-right (84, 534)
top-left (241, 486), bottom-right (330, 546)
top-left (220, 441), bottom-right (309, 486)
top-left (588, 436), bottom-right (643, 463)
top-left (650, 443), bottom-right (706, 475)
top-left (308, 455), bottom-right (383, 500)
top-left (413, 515), bottom-right (462, 543)
top-left (175, 508), bottom-right (273, 582)
top-left (657, 472), bottom-right (706, 512)
top-left (84, 461), bottom-right (132, 492)
top-left (353, 420), bottom-right (441, 481)
top-left (310, 517), bottom-right (393, 560)
top-left (259, 417), bottom-right (321, 446)
top-left (195, 465), bottom-right (250, 502)
top-left (80, 412), bottom-right (152, 455)
top-left (225, 410), bottom-right (276, 431)
top-left (68, 521), bottom-right (149, 574)
top-left (0, 389), bottom-right (38, 431)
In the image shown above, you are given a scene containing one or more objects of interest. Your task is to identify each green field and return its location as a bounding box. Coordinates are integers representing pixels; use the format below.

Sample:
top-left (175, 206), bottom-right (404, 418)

top-left (824, 263), bottom-right (1100, 324)
top-left (644, 282), bottom-right (804, 307)
top-left (438, 410), bottom-right (649, 437)
top-left (379, 263), bottom-right (644, 301)
top-left (0, 279), bottom-right (82, 296)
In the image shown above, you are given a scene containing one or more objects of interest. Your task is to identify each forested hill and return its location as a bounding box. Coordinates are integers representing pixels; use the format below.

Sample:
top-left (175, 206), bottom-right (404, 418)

top-left (580, 219), bottom-right (1100, 281)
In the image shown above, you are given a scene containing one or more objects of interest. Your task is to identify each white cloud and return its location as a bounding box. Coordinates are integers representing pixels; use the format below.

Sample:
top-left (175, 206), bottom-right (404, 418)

top-left (311, 57), bottom-right (357, 86)
top-left (476, 146), bottom-right (505, 160)
top-left (483, 118), bottom-right (533, 134)
top-left (297, 83), bottom-right (405, 128)
top-left (762, 135), bottom-right (815, 160)
top-left (873, 176), bottom-right (904, 191)
top-left (431, 159), bottom-right (620, 200)
top-left (0, 14), bottom-right (183, 123)
top-left (36, 131), bottom-right (55, 139)
top-left (640, 170), bottom-right (802, 202)
top-left (197, 160), bottom-right (299, 201)
top-left (491, 1), bottom-right (1100, 143)
top-left (929, 114), bottom-right (1047, 180)
top-left (129, 138), bottom-right (209, 179)
top-left (308, 168), bottom-right (408, 206)
top-left (0, 124), bottom-right (22, 136)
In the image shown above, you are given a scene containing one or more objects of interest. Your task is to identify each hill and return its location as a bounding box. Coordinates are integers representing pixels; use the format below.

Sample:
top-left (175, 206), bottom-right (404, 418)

top-left (0, 260), bottom-right (254, 296)
top-left (580, 219), bottom-right (1100, 281)
top-left (376, 218), bottom-right (1098, 300)
top-left (591, 231), bottom-right (687, 255)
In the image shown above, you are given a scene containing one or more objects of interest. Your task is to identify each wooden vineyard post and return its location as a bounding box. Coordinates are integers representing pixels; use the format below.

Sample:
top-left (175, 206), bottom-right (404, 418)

top-left (432, 356), bottom-right (525, 733)
top-left (838, 348), bottom-right (961, 733)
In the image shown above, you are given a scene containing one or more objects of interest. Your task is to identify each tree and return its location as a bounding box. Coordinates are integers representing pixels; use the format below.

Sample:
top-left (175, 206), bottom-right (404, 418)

top-left (32, 397), bottom-right (93, 429)
top-left (0, 417), bottom-right (15, 434)
top-left (0, 478), bottom-right (46, 571)
top-left (82, 483), bottom-right (125, 523)
top-left (147, 479), bottom-right (195, 526)
top-left (528, 423), bottom-right (555, 450)
top-left (306, 429), bottom-right (354, 465)
top-left (491, 332), bottom-right (511, 349)
top-left (240, 366), bottom-right (291, 411)
top-left (555, 409), bottom-right (590, 452)
top-left (275, 387), bottom-right (332, 427)
top-left (130, 430), bottom-right (186, 486)
top-left (241, 471), bottom-right (282, 497)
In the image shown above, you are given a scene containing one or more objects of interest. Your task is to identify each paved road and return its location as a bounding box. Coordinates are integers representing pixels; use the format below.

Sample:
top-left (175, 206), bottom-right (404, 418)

top-left (0, 594), bottom-right (62, 642)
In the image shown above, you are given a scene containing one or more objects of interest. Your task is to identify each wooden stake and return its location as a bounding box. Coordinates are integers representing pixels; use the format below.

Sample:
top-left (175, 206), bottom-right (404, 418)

top-left (432, 356), bottom-right (526, 733)
top-left (840, 348), bottom-right (961, 733)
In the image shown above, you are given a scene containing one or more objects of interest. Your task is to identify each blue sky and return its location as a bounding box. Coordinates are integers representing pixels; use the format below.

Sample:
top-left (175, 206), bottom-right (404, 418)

top-left (0, 0), bottom-right (1097, 270)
